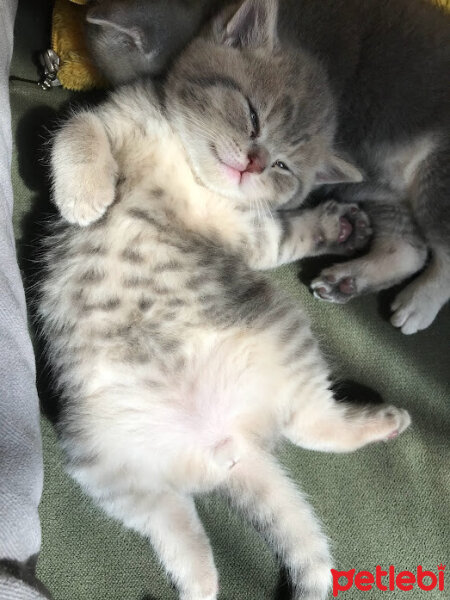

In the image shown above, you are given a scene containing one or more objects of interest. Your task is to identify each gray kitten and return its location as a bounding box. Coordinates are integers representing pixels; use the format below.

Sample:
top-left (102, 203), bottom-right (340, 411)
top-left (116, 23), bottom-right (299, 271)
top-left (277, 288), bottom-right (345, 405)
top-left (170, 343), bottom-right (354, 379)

top-left (85, 0), bottom-right (450, 334)
top-left (41, 1), bottom-right (411, 598)
top-left (85, 0), bottom-right (227, 83)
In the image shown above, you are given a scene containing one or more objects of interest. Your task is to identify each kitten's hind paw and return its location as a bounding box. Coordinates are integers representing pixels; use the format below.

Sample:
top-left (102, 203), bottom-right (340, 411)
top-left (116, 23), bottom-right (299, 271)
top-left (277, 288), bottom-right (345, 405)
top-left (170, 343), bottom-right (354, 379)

top-left (314, 200), bottom-right (372, 255)
top-left (390, 283), bottom-right (440, 334)
top-left (311, 270), bottom-right (357, 303)
top-left (180, 578), bottom-right (218, 600)
top-left (377, 406), bottom-right (411, 442)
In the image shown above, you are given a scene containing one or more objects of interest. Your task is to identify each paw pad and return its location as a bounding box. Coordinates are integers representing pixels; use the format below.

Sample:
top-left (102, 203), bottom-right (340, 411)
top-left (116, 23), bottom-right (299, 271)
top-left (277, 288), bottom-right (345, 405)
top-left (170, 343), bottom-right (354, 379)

top-left (311, 273), bottom-right (357, 303)
top-left (338, 217), bottom-right (353, 243)
top-left (315, 201), bottom-right (372, 256)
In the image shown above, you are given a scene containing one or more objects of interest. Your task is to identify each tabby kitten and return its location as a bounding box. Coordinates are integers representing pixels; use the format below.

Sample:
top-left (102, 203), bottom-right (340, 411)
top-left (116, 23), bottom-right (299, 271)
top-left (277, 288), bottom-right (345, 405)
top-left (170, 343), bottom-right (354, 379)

top-left (41, 1), bottom-right (411, 598)
top-left (84, 0), bottom-right (450, 334)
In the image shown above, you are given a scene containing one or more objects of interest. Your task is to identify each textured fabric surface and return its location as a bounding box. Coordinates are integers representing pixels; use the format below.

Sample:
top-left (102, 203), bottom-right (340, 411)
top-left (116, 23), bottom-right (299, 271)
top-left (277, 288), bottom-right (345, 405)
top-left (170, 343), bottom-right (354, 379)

top-left (0, 0), bottom-right (43, 565)
top-left (9, 1), bottom-right (450, 599)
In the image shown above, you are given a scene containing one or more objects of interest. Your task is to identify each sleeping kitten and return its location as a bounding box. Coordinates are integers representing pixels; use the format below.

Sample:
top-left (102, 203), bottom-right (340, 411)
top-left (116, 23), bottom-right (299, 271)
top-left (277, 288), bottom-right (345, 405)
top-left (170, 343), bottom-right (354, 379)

top-left (84, 0), bottom-right (450, 334)
top-left (40, 1), bottom-right (411, 598)
top-left (84, 0), bottom-right (228, 84)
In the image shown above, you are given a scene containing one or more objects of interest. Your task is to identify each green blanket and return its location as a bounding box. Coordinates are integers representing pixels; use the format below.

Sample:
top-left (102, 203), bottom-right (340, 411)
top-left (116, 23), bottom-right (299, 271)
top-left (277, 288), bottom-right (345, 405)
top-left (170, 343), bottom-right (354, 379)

top-left (10, 2), bottom-right (449, 598)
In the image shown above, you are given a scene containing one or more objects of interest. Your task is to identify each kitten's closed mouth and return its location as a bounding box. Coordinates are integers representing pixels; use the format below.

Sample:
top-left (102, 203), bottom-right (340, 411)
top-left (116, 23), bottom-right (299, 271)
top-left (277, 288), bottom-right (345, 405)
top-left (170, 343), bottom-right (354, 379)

top-left (211, 143), bottom-right (247, 185)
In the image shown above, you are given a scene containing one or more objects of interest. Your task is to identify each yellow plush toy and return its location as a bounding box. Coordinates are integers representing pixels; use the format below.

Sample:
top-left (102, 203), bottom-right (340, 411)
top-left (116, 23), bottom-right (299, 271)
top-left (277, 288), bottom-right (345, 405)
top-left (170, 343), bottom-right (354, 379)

top-left (50, 0), bottom-right (106, 90)
top-left (51, 0), bottom-right (450, 91)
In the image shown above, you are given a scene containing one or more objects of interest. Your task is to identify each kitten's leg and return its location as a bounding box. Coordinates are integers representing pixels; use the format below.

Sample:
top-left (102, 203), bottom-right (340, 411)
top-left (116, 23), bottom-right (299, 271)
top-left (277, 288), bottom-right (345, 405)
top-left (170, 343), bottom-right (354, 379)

top-left (51, 111), bottom-right (118, 226)
top-left (284, 388), bottom-right (411, 453)
top-left (391, 145), bottom-right (450, 333)
top-left (271, 318), bottom-right (411, 451)
top-left (227, 451), bottom-right (332, 600)
top-left (311, 201), bottom-right (428, 303)
top-left (103, 491), bottom-right (218, 600)
top-left (254, 298), bottom-right (411, 451)
top-left (245, 199), bottom-right (371, 269)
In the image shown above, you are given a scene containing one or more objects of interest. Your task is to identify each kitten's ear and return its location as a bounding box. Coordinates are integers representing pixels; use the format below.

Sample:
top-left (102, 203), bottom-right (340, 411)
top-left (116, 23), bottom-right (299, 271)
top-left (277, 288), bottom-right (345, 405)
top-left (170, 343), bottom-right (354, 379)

top-left (315, 155), bottom-right (364, 185)
top-left (223, 0), bottom-right (278, 50)
top-left (86, 7), bottom-right (145, 52)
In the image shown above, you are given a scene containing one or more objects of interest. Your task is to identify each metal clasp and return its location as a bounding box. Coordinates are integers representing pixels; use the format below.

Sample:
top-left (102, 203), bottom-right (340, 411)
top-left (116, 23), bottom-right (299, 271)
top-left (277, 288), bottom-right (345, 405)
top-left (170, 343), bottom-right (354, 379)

top-left (38, 49), bottom-right (62, 90)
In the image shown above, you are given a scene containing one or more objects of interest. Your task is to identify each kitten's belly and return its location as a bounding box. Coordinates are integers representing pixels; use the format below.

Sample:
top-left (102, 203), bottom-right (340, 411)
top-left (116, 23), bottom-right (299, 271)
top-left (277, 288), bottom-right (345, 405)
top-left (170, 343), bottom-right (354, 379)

top-left (44, 211), bottom-right (285, 489)
top-left (62, 324), bottom-right (284, 492)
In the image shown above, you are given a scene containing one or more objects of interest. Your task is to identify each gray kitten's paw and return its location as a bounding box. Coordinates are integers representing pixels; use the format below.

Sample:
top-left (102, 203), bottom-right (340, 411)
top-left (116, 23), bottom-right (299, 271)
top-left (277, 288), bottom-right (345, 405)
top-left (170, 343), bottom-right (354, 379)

top-left (390, 283), bottom-right (440, 334)
top-left (314, 200), bottom-right (372, 255)
top-left (311, 267), bottom-right (358, 303)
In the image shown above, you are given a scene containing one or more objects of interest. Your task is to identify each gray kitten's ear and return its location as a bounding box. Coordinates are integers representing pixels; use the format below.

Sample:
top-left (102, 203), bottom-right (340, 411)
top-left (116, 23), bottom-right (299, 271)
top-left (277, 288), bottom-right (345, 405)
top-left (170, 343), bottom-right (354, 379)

top-left (223, 0), bottom-right (278, 50)
top-left (315, 155), bottom-right (364, 185)
top-left (86, 8), bottom-right (145, 51)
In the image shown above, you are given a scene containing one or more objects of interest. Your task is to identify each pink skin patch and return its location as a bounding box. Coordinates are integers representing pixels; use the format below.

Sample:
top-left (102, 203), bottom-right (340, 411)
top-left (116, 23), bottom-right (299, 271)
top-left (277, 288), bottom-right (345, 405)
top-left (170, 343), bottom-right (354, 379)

top-left (219, 162), bottom-right (243, 184)
top-left (338, 217), bottom-right (353, 243)
top-left (213, 144), bottom-right (251, 185)
top-left (220, 163), bottom-right (261, 188)
top-left (338, 276), bottom-right (355, 295)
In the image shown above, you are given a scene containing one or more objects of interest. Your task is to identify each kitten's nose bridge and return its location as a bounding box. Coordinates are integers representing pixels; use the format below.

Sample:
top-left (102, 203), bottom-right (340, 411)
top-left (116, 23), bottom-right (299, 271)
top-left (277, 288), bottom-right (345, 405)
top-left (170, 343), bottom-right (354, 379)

top-left (246, 147), bottom-right (269, 174)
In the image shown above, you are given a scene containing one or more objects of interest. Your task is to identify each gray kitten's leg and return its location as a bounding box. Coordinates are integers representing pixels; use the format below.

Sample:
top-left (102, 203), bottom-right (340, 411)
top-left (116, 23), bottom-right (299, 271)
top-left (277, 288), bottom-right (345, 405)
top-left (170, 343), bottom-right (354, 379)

top-left (102, 491), bottom-right (218, 600)
top-left (246, 200), bottom-right (371, 269)
top-left (227, 451), bottom-right (332, 600)
top-left (51, 111), bottom-right (118, 226)
top-left (391, 144), bottom-right (450, 334)
top-left (391, 247), bottom-right (450, 334)
top-left (311, 201), bottom-right (428, 303)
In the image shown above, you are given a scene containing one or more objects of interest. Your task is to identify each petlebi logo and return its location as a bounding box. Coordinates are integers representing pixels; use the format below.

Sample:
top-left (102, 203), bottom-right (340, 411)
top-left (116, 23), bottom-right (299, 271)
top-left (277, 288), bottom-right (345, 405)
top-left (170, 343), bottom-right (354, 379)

top-left (331, 564), bottom-right (446, 597)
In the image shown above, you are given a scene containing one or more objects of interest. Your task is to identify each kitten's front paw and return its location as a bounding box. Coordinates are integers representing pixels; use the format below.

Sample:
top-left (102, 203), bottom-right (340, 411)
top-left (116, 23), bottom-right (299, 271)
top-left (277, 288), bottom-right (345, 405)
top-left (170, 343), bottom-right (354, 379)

top-left (311, 266), bottom-right (358, 303)
top-left (314, 201), bottom-right (372, 255)
top-left (51, 113), bottom-right (118, 226)
top-left (55, 173), bottom-right (116, 227)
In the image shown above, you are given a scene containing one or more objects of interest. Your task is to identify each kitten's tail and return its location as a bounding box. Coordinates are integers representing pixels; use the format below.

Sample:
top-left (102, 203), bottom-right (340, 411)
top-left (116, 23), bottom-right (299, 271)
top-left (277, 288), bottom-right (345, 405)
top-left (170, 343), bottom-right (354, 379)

top-left (225, 450), bottom-right (332, 600)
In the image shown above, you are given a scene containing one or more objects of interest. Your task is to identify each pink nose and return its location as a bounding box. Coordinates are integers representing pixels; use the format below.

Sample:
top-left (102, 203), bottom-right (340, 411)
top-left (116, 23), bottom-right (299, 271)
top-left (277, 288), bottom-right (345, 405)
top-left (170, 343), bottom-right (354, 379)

top-left (245, 150), bottom-right (266, 174)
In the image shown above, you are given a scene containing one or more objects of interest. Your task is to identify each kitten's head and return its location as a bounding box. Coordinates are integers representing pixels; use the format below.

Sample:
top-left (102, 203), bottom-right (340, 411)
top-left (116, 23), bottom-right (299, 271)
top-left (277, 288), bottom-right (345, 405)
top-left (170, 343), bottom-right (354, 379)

top-left (85, 0), bottom-right (211, 85)
top-left (166, 0), bottom-right (362, 208)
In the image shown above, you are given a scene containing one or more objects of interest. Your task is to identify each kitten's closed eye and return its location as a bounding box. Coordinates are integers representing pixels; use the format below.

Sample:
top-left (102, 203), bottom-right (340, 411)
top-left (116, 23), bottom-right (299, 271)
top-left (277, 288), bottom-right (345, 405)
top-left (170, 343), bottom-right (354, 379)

top-left (248, 101), bottom-right (260, 139)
